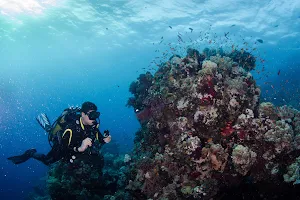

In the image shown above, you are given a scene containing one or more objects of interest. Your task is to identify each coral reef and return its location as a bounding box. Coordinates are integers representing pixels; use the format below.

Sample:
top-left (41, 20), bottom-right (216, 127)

top-left (28, 47), bottom-right (300, 200)
top-left (29, 151), bottom-right (131, 200)
top-left (127, 72), bottom-right (154, 111)
top-left (46, 155), bottom-right (105, 199)
top-left (126, 48), bottom-right (300, 199)
top-left (284, 156), bottom-right (300, 184)
top-left (231, 144), bottom-right (257, 176)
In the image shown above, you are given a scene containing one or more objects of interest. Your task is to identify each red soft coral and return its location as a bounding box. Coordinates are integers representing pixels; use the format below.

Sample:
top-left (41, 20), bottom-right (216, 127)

top-left (220, 121), bottom-right (235, 137)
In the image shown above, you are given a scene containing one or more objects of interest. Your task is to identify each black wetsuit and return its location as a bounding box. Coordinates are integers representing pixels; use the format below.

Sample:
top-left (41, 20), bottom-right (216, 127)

top-left (33, 116), bottom-right (106, 166)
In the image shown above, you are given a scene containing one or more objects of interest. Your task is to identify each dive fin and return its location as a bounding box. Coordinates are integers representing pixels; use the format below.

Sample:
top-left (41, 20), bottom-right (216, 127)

top-left (7, 149), bottom-right (37, 164)
top-left (36, 113), bottom-right (52, 132)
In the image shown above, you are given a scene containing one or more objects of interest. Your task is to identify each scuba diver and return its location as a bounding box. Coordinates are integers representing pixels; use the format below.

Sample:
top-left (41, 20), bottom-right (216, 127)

top-left (7, 101), bottom-right (112, 166)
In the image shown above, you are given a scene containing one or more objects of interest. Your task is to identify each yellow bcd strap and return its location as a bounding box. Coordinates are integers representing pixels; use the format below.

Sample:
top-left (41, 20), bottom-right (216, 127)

top-left (62, 129), bottom-right (73, 146)
top-left (80, 117), bottom-right (85, 130)
top-left (80, 117), bottom-right (99, 141)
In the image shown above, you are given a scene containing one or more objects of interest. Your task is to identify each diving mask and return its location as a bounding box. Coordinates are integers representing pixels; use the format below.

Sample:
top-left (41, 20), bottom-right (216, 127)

top-left (87, 111), bottom-right (100, 120)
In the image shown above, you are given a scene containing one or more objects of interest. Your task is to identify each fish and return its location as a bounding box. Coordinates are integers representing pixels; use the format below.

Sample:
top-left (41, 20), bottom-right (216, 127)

top-left (277, 70), bottom-right (281, 75)
top-left (178, 35), bottom-right (184, 43)
top-left (169, 26), bottom-right (172, 29)
top-left (257, 39), bottom-right (263, 43)
top-left (224, 32), bottom-right (229, 39)
top-left (274, 25), bottom-right (279, 27)
top-left (189, 28), bottom-right (193, 32)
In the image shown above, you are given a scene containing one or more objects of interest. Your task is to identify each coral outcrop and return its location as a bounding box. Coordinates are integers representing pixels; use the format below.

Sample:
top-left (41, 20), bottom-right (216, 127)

top-left (126, 48), bottom-right (300, 199)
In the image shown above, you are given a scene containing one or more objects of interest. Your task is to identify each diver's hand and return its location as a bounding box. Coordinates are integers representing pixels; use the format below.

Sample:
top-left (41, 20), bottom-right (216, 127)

top-left (103, 135), bottom-right (111, 143)
top-left (78, 138), bottom-right (92, 152)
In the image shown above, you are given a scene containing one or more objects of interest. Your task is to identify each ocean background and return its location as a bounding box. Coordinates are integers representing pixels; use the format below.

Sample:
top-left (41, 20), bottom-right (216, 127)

top-left (0, 0), bottom-right (299, 199)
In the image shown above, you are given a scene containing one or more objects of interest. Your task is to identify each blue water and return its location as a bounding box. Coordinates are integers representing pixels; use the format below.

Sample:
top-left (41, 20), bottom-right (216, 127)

top-left (0, 0), bottom-right (299, 199)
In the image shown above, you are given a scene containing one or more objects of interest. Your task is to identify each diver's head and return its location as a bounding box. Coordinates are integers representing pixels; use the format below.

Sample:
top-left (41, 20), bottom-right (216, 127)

top-left (81, 101), bottom-right (100, 126)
